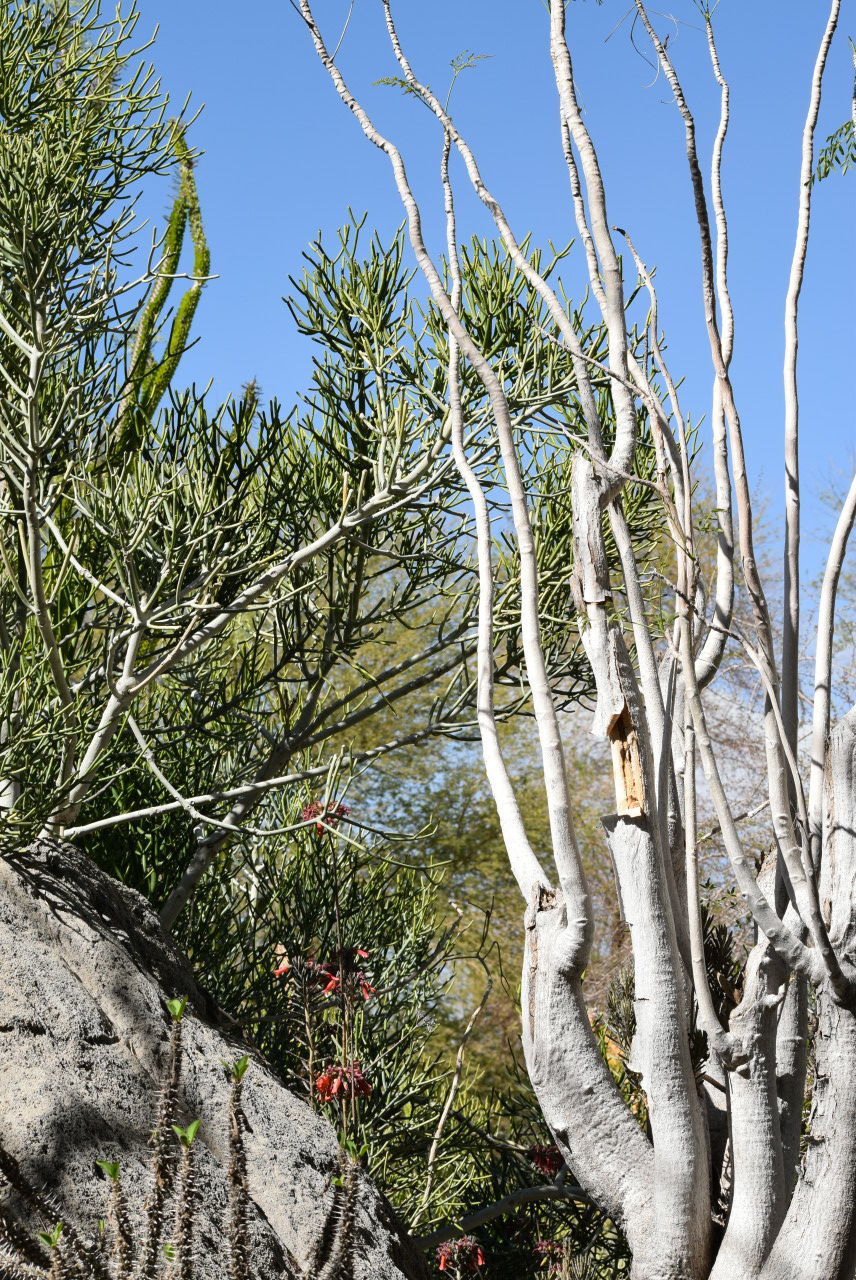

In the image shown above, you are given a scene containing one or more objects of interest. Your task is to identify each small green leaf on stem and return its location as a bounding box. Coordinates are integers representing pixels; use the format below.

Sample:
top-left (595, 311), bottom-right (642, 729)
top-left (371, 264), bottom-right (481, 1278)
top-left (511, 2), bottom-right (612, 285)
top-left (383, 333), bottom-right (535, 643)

top-left (166, 996), bottom-right (188, 1022)
top-left (172, 1119), bottom-right (201, 1147)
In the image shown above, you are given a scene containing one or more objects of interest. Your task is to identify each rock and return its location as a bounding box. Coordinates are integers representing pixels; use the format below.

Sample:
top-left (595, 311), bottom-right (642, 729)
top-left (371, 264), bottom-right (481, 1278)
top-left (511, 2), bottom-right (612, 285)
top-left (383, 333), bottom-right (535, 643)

top-left (0, 838), bottom-right (427, 1279)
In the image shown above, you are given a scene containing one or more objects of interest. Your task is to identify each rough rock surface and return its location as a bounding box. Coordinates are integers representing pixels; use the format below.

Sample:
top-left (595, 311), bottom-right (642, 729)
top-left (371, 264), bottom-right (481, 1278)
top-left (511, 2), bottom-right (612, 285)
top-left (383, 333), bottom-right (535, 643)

top-left (0, 838), bottom-right (427, 1279)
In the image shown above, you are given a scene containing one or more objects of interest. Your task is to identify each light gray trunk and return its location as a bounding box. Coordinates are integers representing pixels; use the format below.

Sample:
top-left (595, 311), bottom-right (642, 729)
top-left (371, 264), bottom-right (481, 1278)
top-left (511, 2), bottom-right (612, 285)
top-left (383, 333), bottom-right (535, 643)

top-left (757, 993), bottom-right (856, 1280)
top-left (520, 894), bottom-right (654, 1239)
top-left (709, 943), bottom-right (785, 1279)
top-left (758, 708), bottom-right (856, 1280)
top-left (775, 972), bottom-right (808, 1197)
top-left (605, 814), bottom-right (711, 1279)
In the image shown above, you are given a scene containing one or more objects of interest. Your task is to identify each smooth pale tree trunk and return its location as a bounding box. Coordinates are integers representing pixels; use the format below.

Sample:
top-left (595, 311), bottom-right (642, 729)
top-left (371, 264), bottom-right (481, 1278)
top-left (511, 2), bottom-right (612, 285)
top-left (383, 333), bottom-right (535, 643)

top-left (605, 814), bottom-right (711, 1280)
top-left (775, 971), bottom-right (808, 1197)
top-left (758, 709), bottom-right (856, 1280)
top-left (757, 994), bottom-right (856, 1280)
top-left (709, 943), bottom-right (786, 1279)
top-left (520, 893), bottom-right (655, 1248)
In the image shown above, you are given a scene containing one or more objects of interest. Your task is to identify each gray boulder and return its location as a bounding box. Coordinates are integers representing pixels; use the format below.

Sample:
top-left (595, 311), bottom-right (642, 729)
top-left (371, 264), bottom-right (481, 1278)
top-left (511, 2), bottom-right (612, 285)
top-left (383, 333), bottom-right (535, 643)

top-left (0, 838), bottom-right (427, 1279)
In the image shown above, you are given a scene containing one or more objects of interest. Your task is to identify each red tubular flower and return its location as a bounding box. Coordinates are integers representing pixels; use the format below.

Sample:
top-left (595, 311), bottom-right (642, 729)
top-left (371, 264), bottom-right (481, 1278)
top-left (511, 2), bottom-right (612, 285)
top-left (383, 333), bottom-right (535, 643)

top-left (527, 1142), bottom-right (564, 1177)
top-left (314, 1069), bottom-right (336, 1102)
top-left (314, 1061), bottom-right (372, 1103)
top-left (435, 1237), bottom-right (485, 1273)
top-left (359, 975), bottom-right (377, 1000)
top-left (309, 947), bottom-right (375, 1002)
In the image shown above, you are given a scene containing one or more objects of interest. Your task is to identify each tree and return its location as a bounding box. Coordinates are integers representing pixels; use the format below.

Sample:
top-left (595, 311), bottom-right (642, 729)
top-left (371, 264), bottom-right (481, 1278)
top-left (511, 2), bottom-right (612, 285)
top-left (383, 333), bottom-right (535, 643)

top-left (0, 9), bottom-right (662, 1275)
top-left (297, 1), bottom-right (856, 1277)
top-left (0, 0), bottom-right (621, 928)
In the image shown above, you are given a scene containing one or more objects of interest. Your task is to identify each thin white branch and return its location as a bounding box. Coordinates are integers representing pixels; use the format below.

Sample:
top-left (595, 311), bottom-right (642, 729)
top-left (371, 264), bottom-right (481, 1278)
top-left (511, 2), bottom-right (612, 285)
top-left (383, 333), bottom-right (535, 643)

top-left (783, 0), bottom-right (842, 752)
top-left (44, 516), bottom-right (136, 615)
top-left (808, 470), bottom-right (856, 866)
top-left (440, 132), bottom-right (551, 905)
top-left (549, 0), bottom-right (638, 482)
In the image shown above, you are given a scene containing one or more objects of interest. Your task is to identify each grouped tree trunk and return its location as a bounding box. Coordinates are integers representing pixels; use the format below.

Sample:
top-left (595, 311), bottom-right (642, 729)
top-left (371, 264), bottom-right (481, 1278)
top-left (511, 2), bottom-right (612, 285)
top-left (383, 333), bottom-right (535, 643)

top-left (298, 0), bottom-right (856, 1276)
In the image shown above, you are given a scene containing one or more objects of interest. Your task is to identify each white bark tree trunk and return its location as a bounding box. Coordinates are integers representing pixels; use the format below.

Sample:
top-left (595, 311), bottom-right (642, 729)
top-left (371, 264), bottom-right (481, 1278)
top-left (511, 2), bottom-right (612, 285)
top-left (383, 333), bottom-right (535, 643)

top-left (297, 1), bottom-right (856, 1275)
top-left (758, 711), bottom-right (856, 1279)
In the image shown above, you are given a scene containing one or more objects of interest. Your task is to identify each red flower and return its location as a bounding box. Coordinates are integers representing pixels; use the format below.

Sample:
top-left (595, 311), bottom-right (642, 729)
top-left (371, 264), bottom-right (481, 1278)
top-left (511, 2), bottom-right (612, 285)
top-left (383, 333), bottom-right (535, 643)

top-left (310, 948), bottom-right (375, 1001)
top-left (314, 1061), bottom-right (372, 1103)
top-left (527, 1142), bottom-right (564, 1177)
top-left (436, 1237), bottom-right (485, 1273)
top-left (301, 800), bottom-right (351, 835)
top-left (273, 945), bottom-right (375, 1001)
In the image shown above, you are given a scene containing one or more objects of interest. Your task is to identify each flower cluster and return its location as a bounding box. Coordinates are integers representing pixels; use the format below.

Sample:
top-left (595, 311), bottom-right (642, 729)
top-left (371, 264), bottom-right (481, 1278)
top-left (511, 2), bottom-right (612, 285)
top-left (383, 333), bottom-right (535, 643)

top-left (314, 1061), bottom-right (372, 1103)
top-left (527, 1142), bottom-right (564, 1177)
top-left (436, 1237), bottom-right (486, 1273)
top-left (272, 946), bottom-right (375, 1001)
top-left (301, 800), bottom-right (351, 834)
top-left (312, 946), bottom-right (375, 1000)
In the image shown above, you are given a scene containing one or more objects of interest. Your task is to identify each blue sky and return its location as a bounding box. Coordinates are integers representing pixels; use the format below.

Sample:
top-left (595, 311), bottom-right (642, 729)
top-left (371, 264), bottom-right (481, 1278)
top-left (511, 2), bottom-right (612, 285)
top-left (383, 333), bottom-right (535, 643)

top-left (135, 0), bottom-right (854, 571)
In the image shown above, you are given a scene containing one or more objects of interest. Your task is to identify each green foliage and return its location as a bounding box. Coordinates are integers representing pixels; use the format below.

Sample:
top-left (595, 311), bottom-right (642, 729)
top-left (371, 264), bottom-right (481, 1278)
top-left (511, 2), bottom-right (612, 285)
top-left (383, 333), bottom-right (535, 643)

top-left (230, 1056), bottom-right (250, 1084)
top-left (171, 1120), bottom-right (200, 1148)
top-left (815, 118), bottom-right (856, 181)
top-left (0, 8), bottom-right (674, 1278)
top-left (177, 807), bottom-right (472, 1174)
top-left (37, 1222), bottom-right (63, 1251)
top-left (166, 997), bottom-right (188, 1022)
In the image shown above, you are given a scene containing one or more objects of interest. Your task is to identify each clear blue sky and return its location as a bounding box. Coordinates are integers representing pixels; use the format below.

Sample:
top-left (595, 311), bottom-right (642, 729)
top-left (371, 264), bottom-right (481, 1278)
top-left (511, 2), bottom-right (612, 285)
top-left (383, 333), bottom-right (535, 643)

top-left (135, 0), bottom-right (854, 571)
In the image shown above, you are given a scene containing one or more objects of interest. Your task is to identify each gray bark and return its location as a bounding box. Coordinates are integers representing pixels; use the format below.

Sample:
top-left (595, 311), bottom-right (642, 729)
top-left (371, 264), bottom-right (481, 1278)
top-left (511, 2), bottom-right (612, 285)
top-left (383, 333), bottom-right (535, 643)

top-left (758, 709), bottom-right (856, 1279)
top-left (775, 973), bottom-right (808, 1198)
top-left (605, 815), bottom-right (711, 1279)
top-left (710, 943), bottom-right (786, 1279)
top-left (520, 894), bottom-right (655, 1258)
